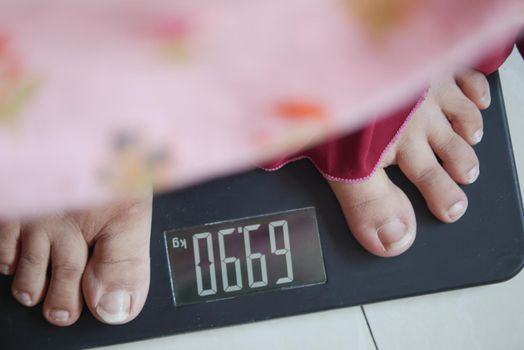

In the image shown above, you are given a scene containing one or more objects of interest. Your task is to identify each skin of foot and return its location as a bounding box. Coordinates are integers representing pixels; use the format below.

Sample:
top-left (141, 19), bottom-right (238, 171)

top-left (329, 68), bottom-right (490, 257)
top-left (0, 192), bottom-right (152, 326)
top-left (0, 68), bottom-right (489, 326)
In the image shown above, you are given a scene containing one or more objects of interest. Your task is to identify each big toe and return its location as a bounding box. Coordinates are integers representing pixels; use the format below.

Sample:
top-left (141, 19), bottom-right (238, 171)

top-left (82, 196), bottom-right (152, 325)
top-left (329, 169), bottom-right (416, 258)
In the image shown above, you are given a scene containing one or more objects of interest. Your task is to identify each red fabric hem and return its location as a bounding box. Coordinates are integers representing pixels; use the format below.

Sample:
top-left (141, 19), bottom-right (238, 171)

top-left (262, 90), bottom-right (427, 183)
top-left (263, 34), bottom-right (520, 183)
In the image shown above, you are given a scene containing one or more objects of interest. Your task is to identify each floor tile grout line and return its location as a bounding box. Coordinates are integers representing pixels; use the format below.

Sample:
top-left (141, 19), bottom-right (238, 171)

top-left (360, 305), bottom-right (379, 350)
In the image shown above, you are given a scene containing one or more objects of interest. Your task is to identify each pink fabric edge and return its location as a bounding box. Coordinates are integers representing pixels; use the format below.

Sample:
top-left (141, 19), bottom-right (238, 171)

top-left (261, 90), bottom-right (429, 183)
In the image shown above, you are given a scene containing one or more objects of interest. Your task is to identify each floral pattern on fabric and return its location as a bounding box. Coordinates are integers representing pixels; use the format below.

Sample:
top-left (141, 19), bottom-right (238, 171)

top-left (0, 34), bottom-right (38, 124)
top-left (0, 0), bottom-right (522, 218)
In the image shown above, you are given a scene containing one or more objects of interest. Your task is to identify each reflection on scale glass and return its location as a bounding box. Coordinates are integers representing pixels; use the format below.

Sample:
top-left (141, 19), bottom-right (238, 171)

top-left (165, 208), bottom-right (326, 306)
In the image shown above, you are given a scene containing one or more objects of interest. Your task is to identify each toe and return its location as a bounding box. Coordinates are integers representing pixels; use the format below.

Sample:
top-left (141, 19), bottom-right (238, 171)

top-left (43, 221), bottom-right (88, 326)
top-left (82, 196), bottom-right (152, 325)
top-left (11, 227), bottom-right (50, 307)
top-left (0, 222), bottom-right (21, 275)
top-left (329, 169), bottom-right (416, 258)
top-left (398, 141), bottom-right (468, 223)
top-left (456, 68), bottom-right (491, 110)
top-left (429, 121), bottom-right (480, 185)
top-left (437, 86), bottom-right (484, 145)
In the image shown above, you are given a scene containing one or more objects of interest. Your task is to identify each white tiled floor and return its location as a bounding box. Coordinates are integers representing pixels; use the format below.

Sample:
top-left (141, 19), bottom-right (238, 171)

top-left (96, 49), bottom-right (524, 350)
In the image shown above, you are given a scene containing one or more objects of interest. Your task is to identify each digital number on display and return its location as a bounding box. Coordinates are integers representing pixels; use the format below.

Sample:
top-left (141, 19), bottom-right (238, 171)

top-left (164, 207), bottom-right (326, 306)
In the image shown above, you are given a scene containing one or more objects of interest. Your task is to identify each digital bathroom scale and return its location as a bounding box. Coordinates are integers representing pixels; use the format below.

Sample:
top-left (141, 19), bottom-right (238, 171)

top-left (1, 72), bottom-right (523, 349)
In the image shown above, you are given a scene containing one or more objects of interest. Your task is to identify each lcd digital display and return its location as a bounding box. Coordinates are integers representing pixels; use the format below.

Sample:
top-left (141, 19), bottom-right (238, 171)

top-left (164, 207), bottom-right (326, 306)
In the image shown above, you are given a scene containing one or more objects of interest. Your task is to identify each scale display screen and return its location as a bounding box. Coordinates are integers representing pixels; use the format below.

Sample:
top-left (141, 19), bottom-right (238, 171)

top-left (164, 207), bottom-right (326, 306)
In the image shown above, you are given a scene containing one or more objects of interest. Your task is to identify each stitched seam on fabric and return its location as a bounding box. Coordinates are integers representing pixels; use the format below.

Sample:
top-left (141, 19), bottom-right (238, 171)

top-left (261, 90), bottom-right (429, 183)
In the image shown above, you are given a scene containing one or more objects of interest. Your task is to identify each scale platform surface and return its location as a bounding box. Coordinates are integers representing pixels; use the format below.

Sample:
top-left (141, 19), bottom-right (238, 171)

top-left (1, 73), bottom-right (523, 350)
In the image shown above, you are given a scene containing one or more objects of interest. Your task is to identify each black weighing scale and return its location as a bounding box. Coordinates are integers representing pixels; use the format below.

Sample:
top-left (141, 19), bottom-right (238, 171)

top-left (1, 73), bottom-right (523, 349)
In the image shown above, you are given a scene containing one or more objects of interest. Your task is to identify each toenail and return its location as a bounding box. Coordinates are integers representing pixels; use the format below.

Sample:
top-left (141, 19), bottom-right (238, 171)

top-left (480, 94), bottom-right (491, 108)
top-left (96, 291), bottom-right (131, 324)
top-left (0, 264), bottom-right (9, 275)
top-left (448, 201), bottom-right (466, 221)
top-left (14, 291), bottom-right (32, 306)
top-left (50, 309), bottom-right (70, 322)
top-left (467, 166), bottom-right (480, 183)
top-left (473, 129), bottom-right (483, 144)
top-left (377, 219), bottom-right (413, 252)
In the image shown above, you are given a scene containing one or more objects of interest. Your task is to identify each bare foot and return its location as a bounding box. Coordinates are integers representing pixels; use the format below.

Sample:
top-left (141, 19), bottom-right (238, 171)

top-left (0, 193), bottom-right (152, 326)
top-left (330, 69), bottom-right (490, 257)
